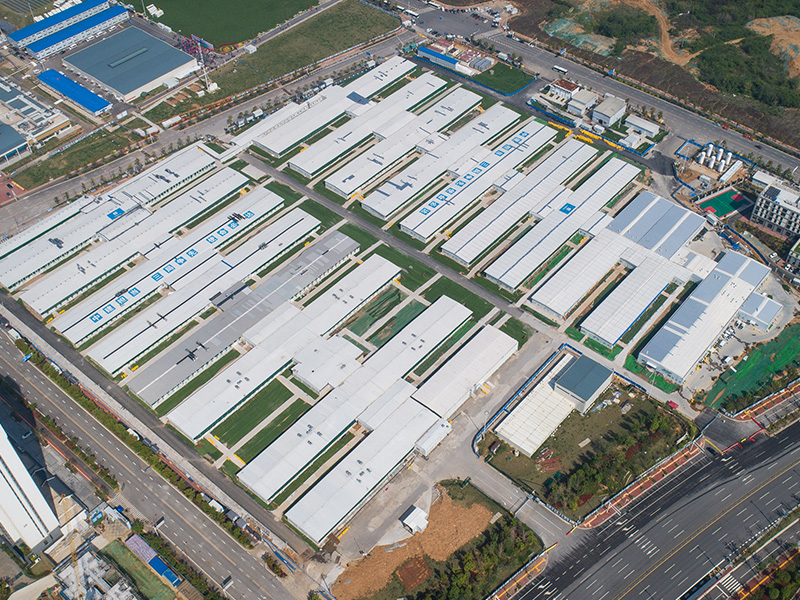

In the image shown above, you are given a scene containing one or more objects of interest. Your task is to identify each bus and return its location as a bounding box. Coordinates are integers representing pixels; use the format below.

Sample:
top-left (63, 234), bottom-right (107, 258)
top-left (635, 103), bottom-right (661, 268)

top-left (404, 8), bottom-right (420, 19)
top-left (552, 65), bottom-right (568, 75)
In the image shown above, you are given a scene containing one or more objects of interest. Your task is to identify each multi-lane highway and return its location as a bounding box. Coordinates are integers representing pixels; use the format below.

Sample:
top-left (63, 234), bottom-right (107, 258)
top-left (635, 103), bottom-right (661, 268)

top-left (0, 329), bottom-right (295, 600)
top-left (514, 423), bottom-right (800, 600)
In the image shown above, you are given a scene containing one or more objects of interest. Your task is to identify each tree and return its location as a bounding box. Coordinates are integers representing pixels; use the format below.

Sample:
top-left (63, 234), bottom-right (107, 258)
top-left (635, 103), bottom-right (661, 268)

top-left (131, 520), bottom-right (145, 534)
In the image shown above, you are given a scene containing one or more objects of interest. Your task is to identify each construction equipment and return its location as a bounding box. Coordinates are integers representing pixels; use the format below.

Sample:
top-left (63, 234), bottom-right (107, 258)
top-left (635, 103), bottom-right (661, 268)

top-left (68, 530), bottom-right (85, 600)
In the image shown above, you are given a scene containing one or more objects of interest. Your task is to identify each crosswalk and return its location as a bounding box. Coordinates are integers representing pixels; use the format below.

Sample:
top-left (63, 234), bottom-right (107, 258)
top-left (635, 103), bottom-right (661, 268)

top-left (716, 573), bottom-right (743, 596)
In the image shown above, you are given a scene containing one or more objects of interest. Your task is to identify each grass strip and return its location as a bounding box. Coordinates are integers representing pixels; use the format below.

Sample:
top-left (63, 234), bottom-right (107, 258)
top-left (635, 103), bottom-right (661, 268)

top-left (212, 380), bottom-right (293, 446)
top-left (237, 399), bottom-right (310, 462)
top-left (155, 349), bottom-right (240, 417)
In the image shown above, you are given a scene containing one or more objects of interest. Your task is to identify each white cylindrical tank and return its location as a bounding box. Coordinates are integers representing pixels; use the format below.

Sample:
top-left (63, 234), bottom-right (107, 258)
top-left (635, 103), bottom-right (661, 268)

top-left (708, 156), bottom-right (716, 170)
top-left (698, 151), bottom-right (706, 165)
top-left (718, 161), bottom-right (726, 173)
top-left (725, 151), bottom-right (733, 163)
top-left (716, 147), bottom-right (724, 161)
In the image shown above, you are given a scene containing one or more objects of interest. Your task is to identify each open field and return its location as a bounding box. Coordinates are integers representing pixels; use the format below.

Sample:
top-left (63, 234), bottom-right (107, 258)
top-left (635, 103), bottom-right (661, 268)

top-left (14, 129), bottom-right (138, 191)
top-left (102, 540), bottom-right (175, 600)
top-left (702, 322), bottom-right (800, 411)
top-left (212, 380), bottom-right (293, 446)
top-left (212, 0), bottom-right (400, 96)
top-left (483, 384), bottom-right (687, 518)
top-left (237, 398), bottom-right (310, 462)
top-left (149, 0), bottom-right (318, 47)
top-left (372, 245), bottom-right (435, 291)
top-left (472, 63), bottom-right (535, 94)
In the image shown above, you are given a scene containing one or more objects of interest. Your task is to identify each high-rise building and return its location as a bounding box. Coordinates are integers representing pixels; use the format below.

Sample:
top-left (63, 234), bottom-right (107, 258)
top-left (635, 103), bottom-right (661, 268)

top-left (0, 423), bottom-right (60, 550)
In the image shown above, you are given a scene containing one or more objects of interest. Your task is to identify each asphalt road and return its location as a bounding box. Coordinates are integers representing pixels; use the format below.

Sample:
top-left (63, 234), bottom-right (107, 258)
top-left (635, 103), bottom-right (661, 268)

top-left (514, 422), bottom-right (800, 600)
top-left (0, 330), bottom-right (293, 600)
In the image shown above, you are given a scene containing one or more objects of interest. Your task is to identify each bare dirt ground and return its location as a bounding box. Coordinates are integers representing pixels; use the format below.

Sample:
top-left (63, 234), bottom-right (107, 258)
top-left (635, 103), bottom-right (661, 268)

top-left (332, 488), bottom-right (494, 600)
top-left (749, 16), bottom-right (800, 78)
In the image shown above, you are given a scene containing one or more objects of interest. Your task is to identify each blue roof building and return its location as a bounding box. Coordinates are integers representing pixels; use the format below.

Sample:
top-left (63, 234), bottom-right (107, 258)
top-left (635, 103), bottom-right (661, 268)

top-left (37, 70), bottom-right (110, 115)
top-left (26, 5), bottom-right (128, 59)
top-left (9, 0), bottom-right (108, 46)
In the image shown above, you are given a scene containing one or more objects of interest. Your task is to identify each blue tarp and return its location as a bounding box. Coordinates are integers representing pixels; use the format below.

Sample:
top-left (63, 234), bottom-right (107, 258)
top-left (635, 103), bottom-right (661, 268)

top-left (27, 5), bottom-right (127, 55)
top-left (148, 556), bottom-right (181, 586)
top-left (9, 0), bottom-right (107, 42)
top-left (37, 69), bottom-right (110, 114)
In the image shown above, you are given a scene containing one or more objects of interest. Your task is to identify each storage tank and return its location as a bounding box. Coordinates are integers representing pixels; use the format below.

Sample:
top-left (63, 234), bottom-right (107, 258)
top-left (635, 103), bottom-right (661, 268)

top-left (716, 147), bottom-right (724, 161)
top-left (697, 151), bottom-right (706, 165)
top-left (718, 161), bottom-right (726, 173)
top-left (725, 151), bottom-right (733, 164)
top-left (707, 156), bottom-right (716, 170)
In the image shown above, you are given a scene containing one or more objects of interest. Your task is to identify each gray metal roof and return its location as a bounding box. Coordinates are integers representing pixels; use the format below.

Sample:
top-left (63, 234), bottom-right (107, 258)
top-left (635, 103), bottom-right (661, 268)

top-left (555, 355), bottom-right (612, 403)
top-left (0, 123), bottom-right (26, 156)
top-left (64, 27), bottom-right (195, 96)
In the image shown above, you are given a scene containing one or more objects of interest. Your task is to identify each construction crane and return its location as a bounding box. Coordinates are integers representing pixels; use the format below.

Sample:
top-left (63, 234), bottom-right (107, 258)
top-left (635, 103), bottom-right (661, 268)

top-left (68, 530), bottom-right (85, 600)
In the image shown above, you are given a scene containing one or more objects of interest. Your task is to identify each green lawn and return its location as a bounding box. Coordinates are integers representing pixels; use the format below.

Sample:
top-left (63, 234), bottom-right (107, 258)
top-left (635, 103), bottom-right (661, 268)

top-left (196, 438), bottom-right (223, 461)
top-left (702, 322), bottom-right (800, 410)
top-left (337, 223), bottom-right (379, 251)
top-left (155, 350), bottom-right (240, 417)
top-left (212, 0), bottom-right (400, 97)
top-left (619, 294), bottom-right (669, 345)
top-left (298, 199), bottom-right (342, 231)
top-left (220, 459), bottom-right (241, 479)
top-left (14, 129), bottom-right (138, 191)
top-left (624, 355), bottom-right (680, 394)
top-left (471, 63), bottom-right (535, 94)
top-left (266, 180), bottom-right (304, 203)
top-left (345, 286), bottom-right (406, 337)
top-left (367, 300), bottom-right (426, 348)
top-left (150, 0), bottom-right (317, 46)
top-left (499, 317), bottom-right (533, 349)
top-left (237, 399), bottom-right (310, 462)
top-left (272, 432), bottom-right (355, 506)
top-left (102, 540), bottom-right (175, 600)
top-left (371, 245), bottom-right (434, 291)
top-left (212, 380), bottom-right (293, 446)
top-left (421, 277), bottom-right (494, 319)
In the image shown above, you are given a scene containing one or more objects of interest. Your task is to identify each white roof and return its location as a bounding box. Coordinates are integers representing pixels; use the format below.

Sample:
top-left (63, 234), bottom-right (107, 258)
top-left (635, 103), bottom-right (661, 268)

top-left (593, 96), bottom-right (625, 118)
top-left (21, 168), bottom-right (248, 315)
top-left (0, 422), bottom-right (59, 548)
top-left (54, 186), bottom-right (283, 344)
top-left (412, 325), bottom-right (516, 419)
top-left (624, 114), bottom-right (660, 134)
top-left (292, 335), bottom-right (364, 393)
top-left (97, 144), bottom-right (216, 206)
top-left (238, 295), bottom-right (472, 501)
top-left (640, 251), bottom-right (770, 382)
top-left (415, 418), bottom-right (451, 456)
top-left (399, 122), bottom-right (556, 242)
top-left (324, 87), bottom-right (480, 198)
top-left (254, 58), bottom-right (414, 156)
top-left (361, 104), bottom-right (520, 220)
top-left (441, 138), bottom-right (596, 265)
top-left (285, 397), bottom-right (438, 545)
top-left (495, 354), bottom-right (576, 456)
top-left (485, 158), bottom-right (639, 289)
top-left (301, 254), bottom-right (400, 336)
top-left (167, 307), bottom-right (316, 440)
top-left (288, 73), bottom-right (446, 178)
top-left (0, 194), bottom-right (141, 289)
top-left (0, 197), bottom-right (88, 261)
top-left (357, 379), bottom-right (416, 431)
top-left (88, 206), bottom-right (319, 374)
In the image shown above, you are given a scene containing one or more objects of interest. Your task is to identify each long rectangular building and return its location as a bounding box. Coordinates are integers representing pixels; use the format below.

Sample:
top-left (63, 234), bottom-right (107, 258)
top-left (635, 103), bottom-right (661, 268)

top-left (399, 121), bottom-right (556, 242)
top-left (639, 251), bottom-right (770, 383)
top-left (412, 325), bottom-right (516, 419)
top-left (129, 233), bottom-right (358, 406)
top-left (237, 295), bottom-right (471, 502)
top-left (8, 0), bottom-right (108, 47)
top-left (27, 5), bottom-right (129, 59)
top-left (484, 158), bottom-right (639, 290)
top-left (287, 73), bottom-right (446, 179)
top-left (88, 206), bottom-right (319, 374)
top-left (22, 168), bottom-right (248, 315)
top-left (253, 57), bottom-right (414, 157)
top-left (324, 87), bottom-right (480, 198)
top-left (361, 104), bottom-right (520, 220)
top-left (0, 423), bottom-right (60, 550)
top-left (285, 397), bottom-right (438, 546)
top-left (441, 138), bottom-right (597, 266)
top-left (52, 186), bottom-right (279, 344)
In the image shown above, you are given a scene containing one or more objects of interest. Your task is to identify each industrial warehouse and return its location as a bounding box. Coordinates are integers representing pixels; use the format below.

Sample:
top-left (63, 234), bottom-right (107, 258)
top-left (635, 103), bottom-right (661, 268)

top-left (0, 48), bottom-right (795, 576)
